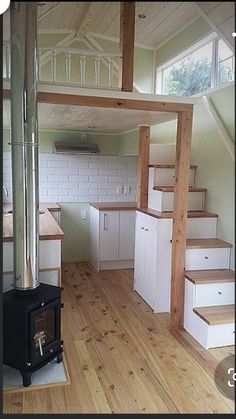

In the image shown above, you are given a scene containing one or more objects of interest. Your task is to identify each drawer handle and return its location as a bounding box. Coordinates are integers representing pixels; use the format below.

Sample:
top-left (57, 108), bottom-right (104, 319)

top-left (141, 227), bottom-right (144, 230)
top-left (145, 228), bottom-right (149, 231)
top-left (218, 291), bottom-right (222, 295)
top-left (204, 256), bottom-right (208, 260)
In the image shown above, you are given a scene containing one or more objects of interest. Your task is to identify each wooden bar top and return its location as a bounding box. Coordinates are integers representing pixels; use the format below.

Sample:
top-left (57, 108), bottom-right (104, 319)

top-left (3, 203), bottom-right (64, 242)
top-left (90, 202), bottom-right (137, 211)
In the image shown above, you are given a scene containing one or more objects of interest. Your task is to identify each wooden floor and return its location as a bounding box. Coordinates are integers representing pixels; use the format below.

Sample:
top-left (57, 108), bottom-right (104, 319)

top-left (3, 262), bottom-right (235, 414)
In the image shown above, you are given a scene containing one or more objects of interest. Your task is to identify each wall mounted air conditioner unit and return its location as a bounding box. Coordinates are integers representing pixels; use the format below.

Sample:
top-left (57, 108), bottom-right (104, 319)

top-left (54, 140), bottom-right (100, 154)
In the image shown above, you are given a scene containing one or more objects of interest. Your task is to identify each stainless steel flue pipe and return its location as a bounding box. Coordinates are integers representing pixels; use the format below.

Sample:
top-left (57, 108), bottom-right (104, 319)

top-left (10, 2), bottom-right (39, 289)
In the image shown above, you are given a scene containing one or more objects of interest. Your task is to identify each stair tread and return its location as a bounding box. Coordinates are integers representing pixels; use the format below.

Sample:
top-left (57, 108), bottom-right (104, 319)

top-left (153, 186), bottom-right (207, 192)
top-left (185, 269), bottom-right (235, 284)
top-left (186, 238), bottom-right (233, 249)
top-left (138, 208), bottom-right (218, 219)
top-left (193, 305), bottom-right (235, 325)
top-left (149, 164), bottom-right (197, 169)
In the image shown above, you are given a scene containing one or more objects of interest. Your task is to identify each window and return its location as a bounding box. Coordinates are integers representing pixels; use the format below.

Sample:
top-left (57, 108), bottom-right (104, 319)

top-left (156, 34), bottom-right (234, 96)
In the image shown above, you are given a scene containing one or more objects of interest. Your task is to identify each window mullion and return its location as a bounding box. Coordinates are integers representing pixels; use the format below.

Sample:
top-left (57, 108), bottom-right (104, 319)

top-left (211, 38), bottom-right (218, 88)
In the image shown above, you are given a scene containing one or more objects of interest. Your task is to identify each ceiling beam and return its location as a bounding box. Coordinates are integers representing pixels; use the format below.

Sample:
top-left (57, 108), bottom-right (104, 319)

top-left (75, 2), bottom-right (93, 38)
top-left (193, 2), bottom-right (234, 51)
top-left (120, 2), bottom-right (135, 92)
top-left (38, 2), bottom-right (62, 22)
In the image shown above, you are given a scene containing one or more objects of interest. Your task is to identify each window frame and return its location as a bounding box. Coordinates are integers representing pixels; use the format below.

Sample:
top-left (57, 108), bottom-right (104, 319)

top-left (155, 33), bottom-right (234, 97)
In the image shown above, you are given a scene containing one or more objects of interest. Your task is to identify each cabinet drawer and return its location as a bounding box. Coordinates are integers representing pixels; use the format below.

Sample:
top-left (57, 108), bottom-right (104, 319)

top-left (207, 323), bottom-right (235, 348)
top-left (185, 248), bottom-right (230, 270)
top-left (195, 283), bottom-right (235, 307)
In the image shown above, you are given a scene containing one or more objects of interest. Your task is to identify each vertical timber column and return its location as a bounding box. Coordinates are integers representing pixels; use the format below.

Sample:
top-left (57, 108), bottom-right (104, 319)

top-left (170, 110), bottom-right (193, 329)
top-left (120, 2), bottom-right (135, 92)
top-left (137, 126), bottom-right (150, 208)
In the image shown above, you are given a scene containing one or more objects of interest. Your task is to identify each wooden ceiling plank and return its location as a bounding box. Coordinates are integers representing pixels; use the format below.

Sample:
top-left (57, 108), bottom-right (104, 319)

top-left (193, 2), bottom-right (234, 50)
top-left (38, 2), bottom-right (62, 22)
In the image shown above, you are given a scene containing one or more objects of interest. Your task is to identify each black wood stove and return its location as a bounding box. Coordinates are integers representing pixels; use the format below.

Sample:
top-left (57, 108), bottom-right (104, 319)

top-left (3, 283), bottom-right (63, 387)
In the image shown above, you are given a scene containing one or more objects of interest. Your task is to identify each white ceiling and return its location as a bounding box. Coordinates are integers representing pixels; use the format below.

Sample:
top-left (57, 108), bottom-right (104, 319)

top-left (3, 100), bottom-right (176, 134)
top-left (3, 2), bottom-right (235, 50)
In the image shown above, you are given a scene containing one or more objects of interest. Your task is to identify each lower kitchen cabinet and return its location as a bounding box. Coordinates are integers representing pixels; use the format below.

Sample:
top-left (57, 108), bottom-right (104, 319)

top-left (90, 206), bottom-right (135, 271)
top-left (3, 240), bottom-right (62, 291)
top-left (134, 211), bottom-right (172, 313)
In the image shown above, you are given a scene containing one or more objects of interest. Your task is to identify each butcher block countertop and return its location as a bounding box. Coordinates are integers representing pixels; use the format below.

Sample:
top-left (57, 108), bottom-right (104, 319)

top-left (3, 203), bottom-right (64, 242)
top-left (90, 202), bottom-right (137, 211)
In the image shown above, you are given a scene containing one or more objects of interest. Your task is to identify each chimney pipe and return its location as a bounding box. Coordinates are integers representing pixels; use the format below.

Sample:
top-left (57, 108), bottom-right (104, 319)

top-left (10, 2), bottom-right (39, 290)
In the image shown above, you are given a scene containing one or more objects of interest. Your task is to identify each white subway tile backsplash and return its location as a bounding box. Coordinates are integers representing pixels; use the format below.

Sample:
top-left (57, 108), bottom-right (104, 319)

top-left (79, 182), bottom-right (98, 189)
top-left (89, 175), bottom-right (108, 182)
top-left (77, 175), bottom-right (89, 182)
top-left (3, 152), bottom-right (138, 204)
top-left (69, 161), bottom-right (89, 168)
top-left (40, 168), bottom-right (58, 175)
top-left (79, 168), bottom-right (98, 176)
top-left (48, 161), bottom-right (69, 168)
top-left (99, 169), bottom-right (117, 176)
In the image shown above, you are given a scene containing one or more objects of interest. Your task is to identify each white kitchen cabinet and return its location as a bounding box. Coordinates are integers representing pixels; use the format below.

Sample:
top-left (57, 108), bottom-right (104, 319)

top-left (90, 206), bottom-right (136, 271)
top-left (134, 211), bottom-right (172, 313)
top-left (99, 211), bottom-right (119, 261)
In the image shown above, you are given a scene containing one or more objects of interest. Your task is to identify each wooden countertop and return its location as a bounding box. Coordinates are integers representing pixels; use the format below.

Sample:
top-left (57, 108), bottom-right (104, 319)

top-left (137, 208), bottom-right (218, 219)
top-left (3, 203), bottom-right (64, 242)
top-left (90, 202), bottom-right (137, 211)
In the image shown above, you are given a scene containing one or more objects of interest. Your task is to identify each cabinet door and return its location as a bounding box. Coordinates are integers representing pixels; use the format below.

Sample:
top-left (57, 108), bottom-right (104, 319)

top-left (119, 210), bottom-right (135, 260)
top-left (142, 216), bottom-right (158, 309)
top-left (99, 211), bottom-right (119, 261)
top-left (134, 212), bottom-right (145, 290)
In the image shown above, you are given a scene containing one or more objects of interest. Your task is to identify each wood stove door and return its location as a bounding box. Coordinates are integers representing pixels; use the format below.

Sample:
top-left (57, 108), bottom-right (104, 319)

top-left (29, 299), bottom-right (61, 364)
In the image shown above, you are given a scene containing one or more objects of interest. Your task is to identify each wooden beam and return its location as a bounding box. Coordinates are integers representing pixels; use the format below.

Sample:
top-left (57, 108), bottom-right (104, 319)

top-left (1, 90), bottom-right (193, 113)
top-left (170, 111), bottom-right (193, 329)
top-left (120, 2), bottom-right (135, 92)
top-left (137, 126), bottom-right (150, 208)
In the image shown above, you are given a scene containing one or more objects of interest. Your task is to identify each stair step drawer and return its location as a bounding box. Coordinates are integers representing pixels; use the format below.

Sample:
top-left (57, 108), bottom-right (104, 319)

top-left (187, 218), bottom-right (217, 239)
top-left (148, 190), bottom-right (205, 212)
top-left (185, 248), bottom-right (230, 270)
top-left (195, 282), bottom-right (235, 307)
top-left (207, 323), bottom-right (235, 348)
top-left (153, 168), bottom-right (195, 187)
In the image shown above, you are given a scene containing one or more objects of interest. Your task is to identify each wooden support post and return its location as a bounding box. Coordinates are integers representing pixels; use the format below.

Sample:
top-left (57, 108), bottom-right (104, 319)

top-left (170, 111), bottom-right (193, 329)
top-left (120, 2), bottom-right (135, 92)
top-left (137, 126), bottom-right (150, 209)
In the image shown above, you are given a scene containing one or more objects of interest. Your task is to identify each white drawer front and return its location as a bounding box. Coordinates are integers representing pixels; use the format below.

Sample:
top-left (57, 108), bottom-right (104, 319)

top-left (185, 248), bottom-right (230, 270)
top-left (187, 218), bottom-right (217, 239)
top-left (207, 323), bottom-right (235, 348)
top-left (195, 282), bottom-right (235, 307)
top-left (154, 168), bottom-right (195, 187)
top-left (162, 191), bottom-right (204, 211)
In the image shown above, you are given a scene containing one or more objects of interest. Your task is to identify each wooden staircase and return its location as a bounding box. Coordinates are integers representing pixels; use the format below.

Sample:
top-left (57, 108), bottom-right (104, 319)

top-left (147, 146), bottom-right (235, 349)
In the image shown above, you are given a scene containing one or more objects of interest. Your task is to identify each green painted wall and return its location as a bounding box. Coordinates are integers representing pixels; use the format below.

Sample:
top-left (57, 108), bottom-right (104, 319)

top-left (155, 17), bottom-right (212, 67)
top-left (60, 203), bottom-right (90, 263)
top-left (3, 129), bottom-right (120, 155)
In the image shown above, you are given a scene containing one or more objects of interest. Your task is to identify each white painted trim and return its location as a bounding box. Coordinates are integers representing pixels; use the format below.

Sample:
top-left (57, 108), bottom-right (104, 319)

top-left (201, 95), bottom-right (234, 160)
top-left (192, 2), bottom-right (234, 52)
top-left (35, 82), bottom-right (196, 104)
top-left (157, 32), bottom-right (217, 71)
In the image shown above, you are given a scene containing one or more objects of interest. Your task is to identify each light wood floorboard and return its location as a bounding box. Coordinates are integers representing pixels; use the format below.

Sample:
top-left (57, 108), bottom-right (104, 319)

top-left (3, 262), bottom-right (235, 414)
